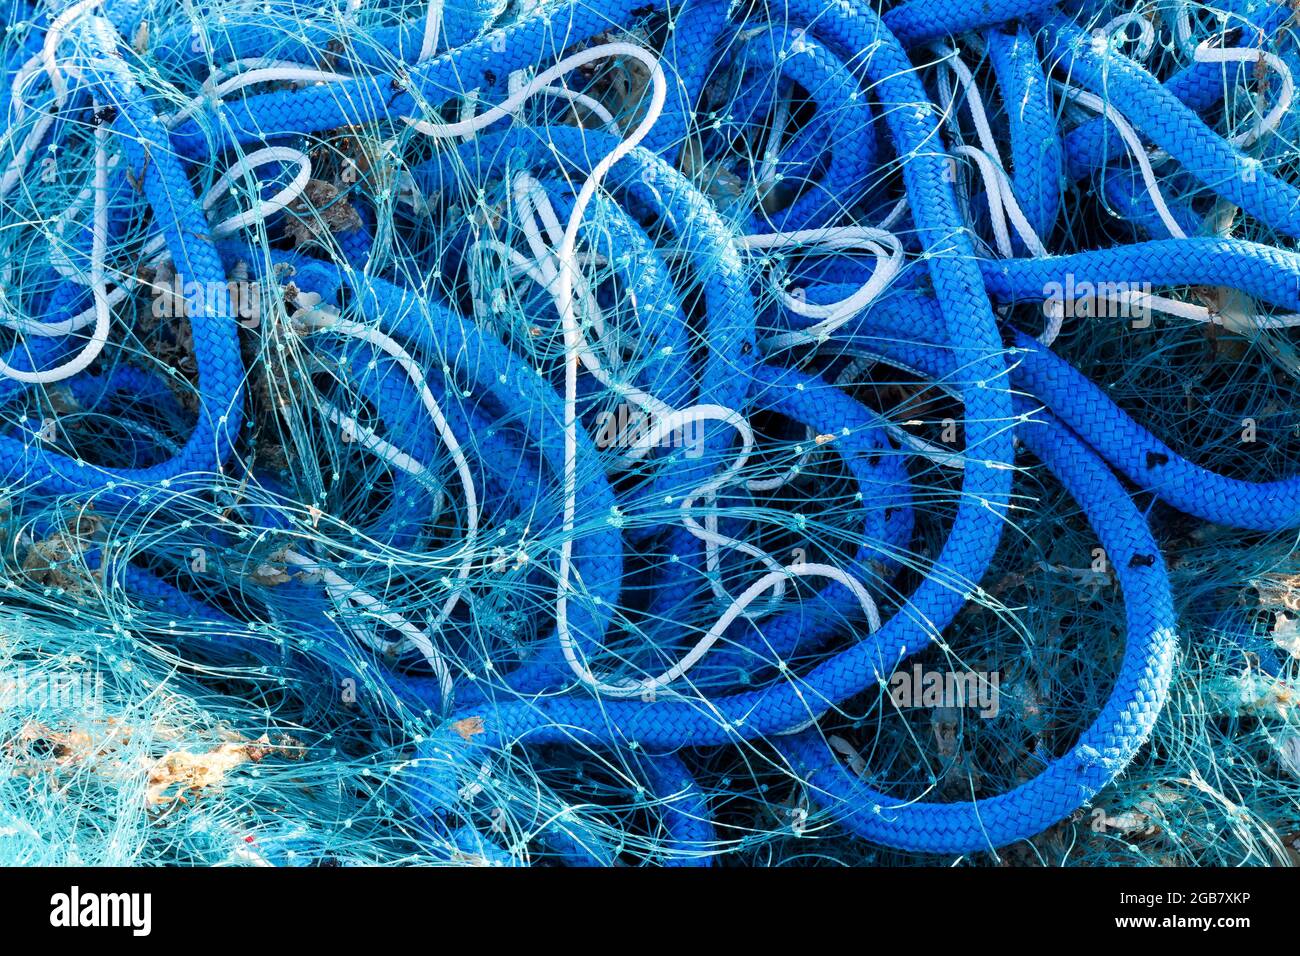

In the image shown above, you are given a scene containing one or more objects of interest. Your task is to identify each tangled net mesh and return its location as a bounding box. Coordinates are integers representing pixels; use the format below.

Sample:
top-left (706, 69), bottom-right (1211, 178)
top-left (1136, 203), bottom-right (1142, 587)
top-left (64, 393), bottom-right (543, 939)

top-left (1, 0), bottom-right (1298, 866)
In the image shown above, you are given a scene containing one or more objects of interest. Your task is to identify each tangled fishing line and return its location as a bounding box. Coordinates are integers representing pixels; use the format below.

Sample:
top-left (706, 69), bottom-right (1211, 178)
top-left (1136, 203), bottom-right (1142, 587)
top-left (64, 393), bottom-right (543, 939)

top-left (0, 0), bottom-right (1298, 866)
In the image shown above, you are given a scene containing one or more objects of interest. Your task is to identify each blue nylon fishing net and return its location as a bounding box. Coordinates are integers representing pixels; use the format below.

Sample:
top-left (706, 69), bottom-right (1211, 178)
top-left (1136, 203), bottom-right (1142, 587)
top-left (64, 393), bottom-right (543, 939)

top-left (0, 0), bottom-right (1298, 866)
